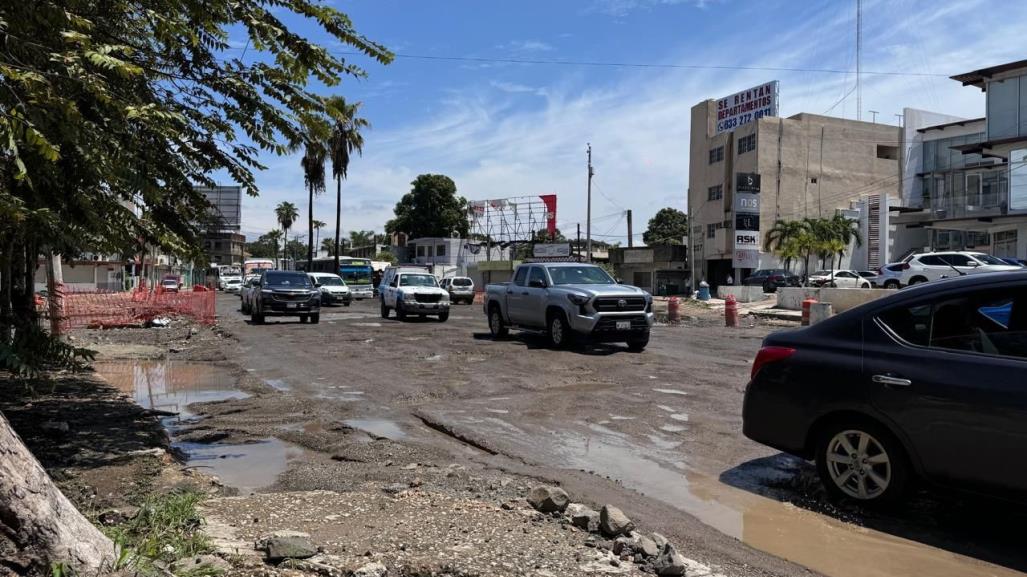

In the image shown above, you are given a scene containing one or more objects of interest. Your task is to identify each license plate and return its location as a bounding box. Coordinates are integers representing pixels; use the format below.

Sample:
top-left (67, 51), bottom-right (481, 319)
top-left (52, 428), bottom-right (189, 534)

top-left (616, 320), bottom-right (631, 330)
top-left (287, 303), bottom-right (297, 309)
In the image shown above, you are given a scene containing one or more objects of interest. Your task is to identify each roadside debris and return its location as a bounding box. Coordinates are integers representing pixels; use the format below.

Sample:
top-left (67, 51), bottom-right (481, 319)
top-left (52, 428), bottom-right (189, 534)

top-left (527, 485), bottom-right (570, 513)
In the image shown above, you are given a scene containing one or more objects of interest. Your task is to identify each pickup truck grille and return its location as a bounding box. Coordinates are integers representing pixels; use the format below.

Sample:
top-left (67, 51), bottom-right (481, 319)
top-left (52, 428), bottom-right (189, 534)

top-left (594, 296), bottom-right (647, 312)
top-left (593, 316), bottom-right (649, 332)
top-left (413, 293), bottom-right (442, 303)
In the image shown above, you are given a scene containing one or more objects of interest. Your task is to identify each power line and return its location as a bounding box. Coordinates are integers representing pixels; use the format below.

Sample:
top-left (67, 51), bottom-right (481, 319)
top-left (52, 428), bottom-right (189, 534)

top-left (320, 50), bottom-right (950, 78)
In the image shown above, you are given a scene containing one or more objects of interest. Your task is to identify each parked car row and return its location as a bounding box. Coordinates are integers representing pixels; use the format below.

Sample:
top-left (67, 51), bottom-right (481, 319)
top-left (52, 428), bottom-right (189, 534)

top-left (876, 251), bottom-right (1023, 289)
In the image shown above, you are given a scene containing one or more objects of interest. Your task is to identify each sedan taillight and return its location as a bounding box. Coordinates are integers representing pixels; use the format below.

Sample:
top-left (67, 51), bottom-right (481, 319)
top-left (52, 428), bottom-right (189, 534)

top-left (751, 346), bottom-right (796, 379)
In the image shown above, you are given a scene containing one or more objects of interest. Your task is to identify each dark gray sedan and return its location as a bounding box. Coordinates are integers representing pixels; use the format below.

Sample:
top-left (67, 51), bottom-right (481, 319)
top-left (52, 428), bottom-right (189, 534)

top-left (743, 271), bottom-right (1027, 504)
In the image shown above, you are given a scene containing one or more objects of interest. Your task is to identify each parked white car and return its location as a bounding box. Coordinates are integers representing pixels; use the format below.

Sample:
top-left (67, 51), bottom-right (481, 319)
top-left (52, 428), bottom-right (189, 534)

top-left (808, 269), bottom-right (873, 288)
top-left (439, 276), bottom-right (475, 304)
top-left (379, 266), bottom-right (450, 322)
top-left (308, 272), bottom-right (351, 306)
top-left (222, 277), bottom-right (243, 294)
top-left (893, 251), bottom-right (1021, 287)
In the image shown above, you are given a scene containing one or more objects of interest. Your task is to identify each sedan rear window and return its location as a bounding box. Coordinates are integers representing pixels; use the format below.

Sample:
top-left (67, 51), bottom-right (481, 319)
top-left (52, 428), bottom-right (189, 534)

top-left (453, 278), bottom-right (473, 286)
top-left (878, 288), bottom-right (1027, 359)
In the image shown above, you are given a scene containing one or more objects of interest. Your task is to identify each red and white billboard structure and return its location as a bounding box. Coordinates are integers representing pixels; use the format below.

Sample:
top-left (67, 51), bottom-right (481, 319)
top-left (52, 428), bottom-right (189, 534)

top-left (468, 194), bottom-right (557, 243)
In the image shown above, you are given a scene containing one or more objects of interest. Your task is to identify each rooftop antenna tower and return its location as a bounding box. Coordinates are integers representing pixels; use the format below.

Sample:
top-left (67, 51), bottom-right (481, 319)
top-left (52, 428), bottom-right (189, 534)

top-left (856, 0), bottom-right (862, 121)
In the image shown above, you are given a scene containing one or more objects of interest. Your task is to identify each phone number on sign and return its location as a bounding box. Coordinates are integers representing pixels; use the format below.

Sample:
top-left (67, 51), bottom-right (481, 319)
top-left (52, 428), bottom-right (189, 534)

top-left (716, 108), bottom-right (774, 133)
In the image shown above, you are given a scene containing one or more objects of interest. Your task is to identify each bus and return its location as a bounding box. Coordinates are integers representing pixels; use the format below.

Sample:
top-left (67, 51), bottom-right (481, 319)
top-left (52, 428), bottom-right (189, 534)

top-left (243, 259), bottom-right (274, 276)
top-left (300, 257), bottom-right (375, 299)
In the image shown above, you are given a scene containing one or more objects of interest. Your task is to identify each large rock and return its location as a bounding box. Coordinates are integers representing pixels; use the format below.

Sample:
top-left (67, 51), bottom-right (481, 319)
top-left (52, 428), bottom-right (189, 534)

top-left (651, 532), bottom-right (669, 550)
top-left (527, 486), bottom-right (570, 513)
top-left (565, 503), bottom-right (600, 532)
top-left (256, 531), bottom-right (318, 561)
top-left (654, 543), bottom-right (687, 576)
top-left (636, 534), bottom-right (660, 558)
top-left (599, 505), bottom-right (635, 537)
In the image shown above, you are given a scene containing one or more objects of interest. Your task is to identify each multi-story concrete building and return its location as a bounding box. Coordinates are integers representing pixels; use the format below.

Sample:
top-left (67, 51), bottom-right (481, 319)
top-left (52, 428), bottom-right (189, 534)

top-left (688, 95), bottom-right (903, 288)
top-left (197, 185), bottom-right (245, 266)
top-left (894, 60), bottom-right (1027, 259)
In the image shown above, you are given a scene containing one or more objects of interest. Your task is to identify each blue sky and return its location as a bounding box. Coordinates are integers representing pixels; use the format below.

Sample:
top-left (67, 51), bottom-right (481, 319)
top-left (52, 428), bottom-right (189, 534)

top-left (235, 0), bottom-right (1027, 244)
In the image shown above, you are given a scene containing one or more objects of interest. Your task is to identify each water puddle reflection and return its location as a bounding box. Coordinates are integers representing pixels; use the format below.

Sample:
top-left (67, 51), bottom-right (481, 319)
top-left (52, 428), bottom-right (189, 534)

top-left (436, 411), bottom-right (1021, 577)
top-left (343, 418), bottom-right (405, 440)
top-left (94, 361), bottom-right (301, 492)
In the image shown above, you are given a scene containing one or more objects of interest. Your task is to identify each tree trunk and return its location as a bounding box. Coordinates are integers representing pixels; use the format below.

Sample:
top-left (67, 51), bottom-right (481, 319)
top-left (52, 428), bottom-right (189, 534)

top-left (307, 184), bottom-right (314, 270)
top-left (334, 176), bottom-right (341, 274)
top-left (0, 412), bottom-right (116, 574)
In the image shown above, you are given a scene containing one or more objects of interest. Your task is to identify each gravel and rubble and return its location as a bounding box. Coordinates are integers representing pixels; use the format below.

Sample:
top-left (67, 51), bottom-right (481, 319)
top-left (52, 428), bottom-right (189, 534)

top-left (201, 483), bottom-right (730, 577)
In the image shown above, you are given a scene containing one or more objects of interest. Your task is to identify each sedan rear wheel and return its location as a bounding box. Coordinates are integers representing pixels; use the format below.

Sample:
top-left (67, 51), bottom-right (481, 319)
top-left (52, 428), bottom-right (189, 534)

top-left (816, 421), bottom-right (909, 505)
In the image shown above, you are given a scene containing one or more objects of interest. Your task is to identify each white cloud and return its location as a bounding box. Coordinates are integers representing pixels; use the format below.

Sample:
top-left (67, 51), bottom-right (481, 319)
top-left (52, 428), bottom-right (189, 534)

top-left (497, 39), bottom-right (554, 53)
top-left (588, 0), bottom-right (719, 17)
top-left (243, 0), bottom-right (1027, 245)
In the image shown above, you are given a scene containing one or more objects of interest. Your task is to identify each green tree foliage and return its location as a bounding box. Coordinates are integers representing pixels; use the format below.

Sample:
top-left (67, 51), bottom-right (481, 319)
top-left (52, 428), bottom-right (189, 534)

top-left (349, 230), bottom-right (377, 247)
top-left (327, 98), bottom-right (369, 272)
top-left (643, 208), bottom-right (688, 245)
top-left (763, 216), bottom-right (862, 282)
top-left (300, 122), bottom-right (328, 268)
top-left (246, 232), bottom-right (283, 259)
top-left (374, 251), bottom-right (398, 264)
top-left (320, 237), bottom-right (338, 257)
top-left (386, 175), bottom-right (469, 239)
top-left (0, 0), bottom-right (392, 364)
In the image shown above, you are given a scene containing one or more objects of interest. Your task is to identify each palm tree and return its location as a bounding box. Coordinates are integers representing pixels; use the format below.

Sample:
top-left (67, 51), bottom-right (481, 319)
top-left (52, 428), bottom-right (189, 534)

top-left (327, 97), bottom-right (369, 273)
top-left (320, 237), bottom-right (337, 257)
top-left (300, 131), bottom-right (327, 270)
top-left (828, 214), bottom-right (863, 280)
top-left (763, 219), bottom-right (809, 273)
top-left (312, 220), bottom-right (326, 255)
top-left (275, 202), bottom-right (299, 268)
top-left (265, 230), bottom-right (284, 267)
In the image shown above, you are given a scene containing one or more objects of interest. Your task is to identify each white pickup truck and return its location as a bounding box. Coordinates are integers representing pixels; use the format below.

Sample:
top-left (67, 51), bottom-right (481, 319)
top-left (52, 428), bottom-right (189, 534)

top-left (484, 262), bottom-right (653, 351)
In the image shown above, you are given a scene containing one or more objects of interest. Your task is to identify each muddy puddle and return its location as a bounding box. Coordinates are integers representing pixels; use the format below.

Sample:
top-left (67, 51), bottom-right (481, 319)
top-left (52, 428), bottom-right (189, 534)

top-left (94, 360), bottom-right (303, 493)
top-left (343, 418), bottom-right (405, 440)
top-left (435, 412), bottom-right (1023, 577)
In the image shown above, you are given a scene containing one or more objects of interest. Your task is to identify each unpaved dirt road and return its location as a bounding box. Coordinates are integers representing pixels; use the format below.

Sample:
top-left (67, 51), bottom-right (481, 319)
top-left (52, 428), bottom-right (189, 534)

top-left (197, 294), bottom-right (1026, 577)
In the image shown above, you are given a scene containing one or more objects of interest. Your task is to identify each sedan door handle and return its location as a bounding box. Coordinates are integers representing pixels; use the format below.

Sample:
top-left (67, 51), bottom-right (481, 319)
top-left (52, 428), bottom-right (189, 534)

top-left (521, 291), bottom-right (529, 296)
top-left (872, 374), bottom-right (912, 387)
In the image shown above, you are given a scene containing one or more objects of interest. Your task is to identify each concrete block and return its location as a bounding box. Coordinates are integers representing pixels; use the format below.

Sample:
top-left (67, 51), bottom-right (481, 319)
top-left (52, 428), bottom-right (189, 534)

top-left (776, 287), bottom-right (892, 313)
top-left (810, 302), bottom-right (833, 324)
top-left (716, 285), bottom-right (769, 303)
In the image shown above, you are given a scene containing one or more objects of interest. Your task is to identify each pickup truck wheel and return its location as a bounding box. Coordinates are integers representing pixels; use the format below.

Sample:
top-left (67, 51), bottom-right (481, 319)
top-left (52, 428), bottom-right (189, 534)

top-left (380, 300), bottom-right (390, 319)
top-left (311, 313), bottom-right (320, 324)
top-left (299, 315), bottom-right (308, 323)
top-left (251, 309), bottom-right (264, 325)
top-left (627, 333), bottom-right (650, 352)
top-left (437, 311), bottom-right (449, 322)
top-left (396, 305), bottom-right (407, 321)
top-left (548, 313), bottom-right (573, 349)
top-left (488, 307), bottom-right (509, 338)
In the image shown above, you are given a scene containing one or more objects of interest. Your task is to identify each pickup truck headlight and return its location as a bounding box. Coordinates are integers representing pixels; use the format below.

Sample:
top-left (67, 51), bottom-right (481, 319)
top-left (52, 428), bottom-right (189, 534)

top-left (566, 293), bottom-right (590, 306)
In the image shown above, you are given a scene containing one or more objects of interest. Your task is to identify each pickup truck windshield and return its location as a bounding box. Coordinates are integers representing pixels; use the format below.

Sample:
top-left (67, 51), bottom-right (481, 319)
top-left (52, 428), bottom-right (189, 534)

top-left (400, 274), bottom-right (437, 287)
top-left (546, 266), bottom-right (614, 285)
top-left (264, 272), bottom-right (312, 288)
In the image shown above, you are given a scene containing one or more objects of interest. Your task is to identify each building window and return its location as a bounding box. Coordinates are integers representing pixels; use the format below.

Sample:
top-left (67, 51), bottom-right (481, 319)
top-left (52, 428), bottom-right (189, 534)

top-left (416, 246), bottom-right (425, 257)
top-left (707, 223), bottom-right (717, 239)
top-left (708, 146), bottom-right (724, 164)
top-left (876, 145), bottom-right (898, 160)
top-left (707, 184), bottom-right (723, 201)
top-left (436, 243), bottom-right (446, 257)
top-left (987, 77), bottom-right (1019, 140)
top-left (737, 133), bottom-right (756, 155)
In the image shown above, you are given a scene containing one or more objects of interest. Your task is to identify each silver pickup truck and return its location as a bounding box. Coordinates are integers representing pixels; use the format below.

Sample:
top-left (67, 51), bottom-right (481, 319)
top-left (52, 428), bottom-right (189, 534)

top-left (484, 262), bottom-right (653, 351)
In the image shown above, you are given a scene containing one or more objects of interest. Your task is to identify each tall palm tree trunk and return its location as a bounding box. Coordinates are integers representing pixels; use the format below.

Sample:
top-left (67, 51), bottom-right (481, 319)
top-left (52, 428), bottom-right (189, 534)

top-left (307, 185), bottom-right (314, 270)
top-left (334, 176), bottom-right (341, 273)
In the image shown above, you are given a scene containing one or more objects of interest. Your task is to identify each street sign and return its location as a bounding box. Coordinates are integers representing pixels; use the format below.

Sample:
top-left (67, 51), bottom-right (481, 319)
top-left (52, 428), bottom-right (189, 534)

top-left (736, 173), bottom-right (761, 193)
top-left (733, 248), bottom-right (760, 269)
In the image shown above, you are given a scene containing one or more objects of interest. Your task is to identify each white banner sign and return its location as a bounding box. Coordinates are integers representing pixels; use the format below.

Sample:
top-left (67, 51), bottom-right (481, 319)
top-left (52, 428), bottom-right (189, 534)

top-left (715, 81), bottom-right (779, 134)
top-left (533, 243), bottom-right (571, 258)
top-left (732, 231), bottom-right (761, 269)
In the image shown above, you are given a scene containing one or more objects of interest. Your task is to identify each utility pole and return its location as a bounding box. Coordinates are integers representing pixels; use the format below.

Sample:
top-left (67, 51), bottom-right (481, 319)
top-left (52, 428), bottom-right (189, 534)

top-left (576, 223), bottom-right (582, 262)
top-left (856, 0), bottom-right (862, 121)
top-left (586, 143), bottom-right (593, 263)
top-left (626, 210), bottom-right (633, 248)
top-left (895, 113), bottom-right (904, 127)
top-left (869, 110), bottom-right (879, 123)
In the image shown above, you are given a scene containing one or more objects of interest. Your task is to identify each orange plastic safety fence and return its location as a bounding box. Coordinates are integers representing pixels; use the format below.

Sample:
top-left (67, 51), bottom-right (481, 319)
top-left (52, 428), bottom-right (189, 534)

top-left (60, 285), bottom-right (216, 329)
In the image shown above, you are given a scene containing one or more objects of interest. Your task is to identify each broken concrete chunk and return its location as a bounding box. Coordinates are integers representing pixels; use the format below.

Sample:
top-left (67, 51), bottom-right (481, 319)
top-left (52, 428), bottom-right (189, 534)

top-left (527, 485), bottom-right (570, 513)
top-left (566, 503), bottom-right (600, 532)
top-left (599, 504), bottom-right (635, 537)
top-left (654, 543), bottom-right (687, 576)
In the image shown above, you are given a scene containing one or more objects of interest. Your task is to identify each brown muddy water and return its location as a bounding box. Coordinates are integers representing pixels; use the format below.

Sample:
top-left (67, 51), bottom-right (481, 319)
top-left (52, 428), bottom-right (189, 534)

top-left (93, 360), bottom-right (303, 493)
top-left (434, 412), bottom-right (1024, 577)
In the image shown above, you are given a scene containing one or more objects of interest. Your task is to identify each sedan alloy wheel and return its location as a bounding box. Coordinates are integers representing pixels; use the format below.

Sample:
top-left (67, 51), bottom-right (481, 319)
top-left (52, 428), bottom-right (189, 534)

top-left (823, 429), bottom-right (891, 500)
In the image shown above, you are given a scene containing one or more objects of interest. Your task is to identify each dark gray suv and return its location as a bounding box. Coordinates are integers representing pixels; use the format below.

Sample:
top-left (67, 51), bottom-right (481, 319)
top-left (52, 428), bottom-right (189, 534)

top-left (250, 270), bottom-right (321, 324)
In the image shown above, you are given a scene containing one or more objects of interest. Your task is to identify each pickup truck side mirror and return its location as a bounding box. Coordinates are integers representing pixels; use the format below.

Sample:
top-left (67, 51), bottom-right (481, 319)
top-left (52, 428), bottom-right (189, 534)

top-left (529, 279), bottom-right (547, 289)
top-left (615, 277), bottom-right (623, 284)
top-left (968, 261), bottom-right (980, 267)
